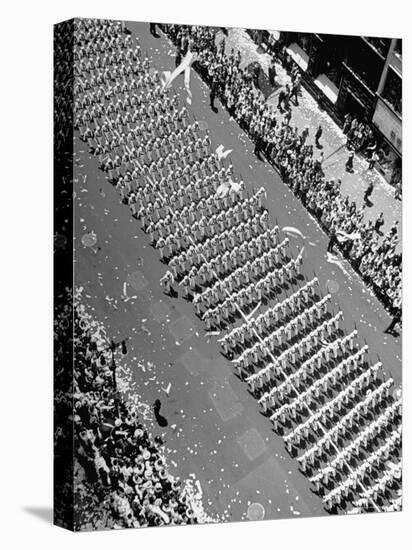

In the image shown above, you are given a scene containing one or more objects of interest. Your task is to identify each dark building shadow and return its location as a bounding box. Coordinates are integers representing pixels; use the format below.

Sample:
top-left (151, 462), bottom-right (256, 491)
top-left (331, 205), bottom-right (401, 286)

top-left (23, 506), bottom-right (53, 524)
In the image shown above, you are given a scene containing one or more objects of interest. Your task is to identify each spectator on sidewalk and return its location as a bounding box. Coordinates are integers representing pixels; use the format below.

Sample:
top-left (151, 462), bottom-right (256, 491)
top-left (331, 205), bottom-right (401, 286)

top-left (342, 113), bottom-right (352, 134)
top-left (384, 309), bottom-right (401, 336)
top-left (268, 59), bottom-right (277, 87)
top-left (347, 118), bottom-right (358, 148)
top-left (314, 152), bottom-right (324, 176)
top-left (364, 182), bottom-right (374, 204)
top-left (394, 180), bottom-right (402, 201)
top-left (327, 223), bottom-right (339, 254)
top-left (283, 84), bottom-right (291, 111)
top-left (345, 151), bottom-right (354, 173)
top-left (209, 77), bottom-right (219, 112)
top-left (302, 125), bottom-right (309, 143)
top-left (291, 79), bottom-right (300, 105)
top-left (365, 139), bottom-right (377, 158)
top-left (149, 23), bottom-right (159, 37)
top-left (374, 213), bottom-right (385, 235)
top-left (294, 72), bottom-right (302, 92)
top-left (315, 125), bottom-right (323, 148)
top-left (284, 107), bottom-right (292, 125)
top-left (277, 88), bottom-right (286, 111)
top-left (389, 220), bottom-right (400, 239)
top-left (254, 133), bottom-right (265, 159)
top-left (352, 121), bottom-right (365, 150)
top-left (368, 151), bottom-right (379, 170)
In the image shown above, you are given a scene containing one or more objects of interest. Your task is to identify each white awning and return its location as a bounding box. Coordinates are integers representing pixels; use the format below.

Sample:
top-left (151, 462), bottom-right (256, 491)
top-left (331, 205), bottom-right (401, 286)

top-left (314, 73), bottom-right (339, 104)
top-left (286, 43), bottom-right (309, 72)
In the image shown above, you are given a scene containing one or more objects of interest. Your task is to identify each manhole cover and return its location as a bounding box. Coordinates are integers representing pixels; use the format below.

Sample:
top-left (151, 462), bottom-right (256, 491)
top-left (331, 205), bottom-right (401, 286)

top-left (326, 279), bottom-right (339, 294)
top-left (247, 502), bottom-right (265, 521)
top-left (81, 232), bottom-right (97, 248)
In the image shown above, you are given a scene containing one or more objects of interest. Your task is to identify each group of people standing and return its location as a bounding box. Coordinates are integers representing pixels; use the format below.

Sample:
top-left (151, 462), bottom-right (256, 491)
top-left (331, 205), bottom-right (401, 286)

top-left (71, 16), bottom-right (401, 519)
top-left (58, 18), bottom-right (215, 530)
top-left (158, 24), bottom-right (401, 515)
top-left (161, 24), bottom-right (402, 326)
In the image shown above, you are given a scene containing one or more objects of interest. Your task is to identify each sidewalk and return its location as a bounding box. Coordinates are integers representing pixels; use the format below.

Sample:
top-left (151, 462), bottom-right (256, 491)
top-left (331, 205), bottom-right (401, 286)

top-left (216, 28), bottom-right (402, 246)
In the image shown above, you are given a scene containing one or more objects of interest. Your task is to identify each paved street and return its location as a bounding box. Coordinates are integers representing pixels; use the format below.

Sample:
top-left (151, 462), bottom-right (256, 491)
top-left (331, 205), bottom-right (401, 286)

top-left (73, 21), bottom-right (401, 523)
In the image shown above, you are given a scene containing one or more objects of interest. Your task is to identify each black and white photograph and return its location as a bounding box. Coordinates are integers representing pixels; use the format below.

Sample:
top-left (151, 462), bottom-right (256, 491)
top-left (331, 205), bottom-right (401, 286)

top-left (2, 1), bottom-right (409, 548)
top-left (53, 16), bottom-right (403, 530)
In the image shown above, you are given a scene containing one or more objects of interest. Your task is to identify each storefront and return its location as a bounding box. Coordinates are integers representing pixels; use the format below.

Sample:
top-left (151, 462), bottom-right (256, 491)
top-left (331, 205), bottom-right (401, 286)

top-left (372, 97), bottom-right (402, 184)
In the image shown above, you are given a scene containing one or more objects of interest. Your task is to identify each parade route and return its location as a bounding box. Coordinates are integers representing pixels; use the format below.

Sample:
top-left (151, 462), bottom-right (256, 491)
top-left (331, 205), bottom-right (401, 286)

top-left (73, 21), bottom-right (401, 523)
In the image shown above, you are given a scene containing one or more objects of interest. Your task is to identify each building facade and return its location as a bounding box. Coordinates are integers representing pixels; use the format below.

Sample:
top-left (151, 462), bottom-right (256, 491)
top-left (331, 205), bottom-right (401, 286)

top-left (253, 30), bottom-right (402, 185)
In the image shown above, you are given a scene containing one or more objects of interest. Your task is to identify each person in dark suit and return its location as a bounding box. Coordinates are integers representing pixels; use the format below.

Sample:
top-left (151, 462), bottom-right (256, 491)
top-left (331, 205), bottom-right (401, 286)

top-left (364, 181), bottom-right (374, 204)
top-left (153, 399), bottom-right (168, 427)
top-left (254, 132), bottom-right (265, 159)
top-left (268, 60), bottom-right (277, 87)
top-left (315, 125), bottom-right (323, 148)
top-left (209, 77), bottom-right (219, 112)
top-left (252, 64), bottom-right (260, 88)
top-left (384, 310), bottom-right (401, 335)
top-left (327, 224), bottom-right (339, 253)
top-left (149, 23), bottom-right (159, 37)
top-left (374, 212), bottom-right (385, 235)
top-left (345, 151), bottom-right (354, 172)
top-left (277, 88), bottom-right (286, 111)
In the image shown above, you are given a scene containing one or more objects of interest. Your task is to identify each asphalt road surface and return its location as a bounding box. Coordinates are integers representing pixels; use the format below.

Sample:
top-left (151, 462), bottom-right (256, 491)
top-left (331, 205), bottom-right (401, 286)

top-left (73, 21), bottom-right (401, 523)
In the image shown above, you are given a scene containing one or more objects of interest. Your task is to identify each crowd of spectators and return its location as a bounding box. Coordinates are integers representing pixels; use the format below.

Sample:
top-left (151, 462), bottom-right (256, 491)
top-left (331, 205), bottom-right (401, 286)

top-left (76, 17), bottom-right (401, 514)
top-left (262, 32), bottom-right (403, 195)
top-left (161, 24), bottom-right (402, 321)
top-left (53, 17), bottom-right (402, 526)
top-left (54, 286), bottom-right (209, 530)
